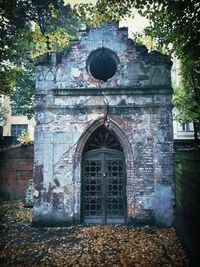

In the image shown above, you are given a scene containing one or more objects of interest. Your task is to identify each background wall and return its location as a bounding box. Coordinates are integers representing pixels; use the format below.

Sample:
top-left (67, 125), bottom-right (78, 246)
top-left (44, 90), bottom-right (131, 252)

top-left (175, 150), bottom-right (200, 267)
top-left (0, 145), bottom-right (33, 199)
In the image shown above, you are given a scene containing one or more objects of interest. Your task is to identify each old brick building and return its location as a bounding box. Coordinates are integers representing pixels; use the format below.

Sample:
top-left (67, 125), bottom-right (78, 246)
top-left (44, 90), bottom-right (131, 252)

top-left (33, 22), bottom-right (174, 226)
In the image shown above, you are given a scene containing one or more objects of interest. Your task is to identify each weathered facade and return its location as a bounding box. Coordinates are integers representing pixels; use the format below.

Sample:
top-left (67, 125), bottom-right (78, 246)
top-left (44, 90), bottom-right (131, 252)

top-left (33, 22), bottom-right (174, 226)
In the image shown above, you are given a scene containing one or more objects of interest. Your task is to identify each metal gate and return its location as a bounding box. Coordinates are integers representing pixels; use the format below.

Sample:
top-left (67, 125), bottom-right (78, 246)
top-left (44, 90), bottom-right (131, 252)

top-left (82, 126), bottom-right (126, 224)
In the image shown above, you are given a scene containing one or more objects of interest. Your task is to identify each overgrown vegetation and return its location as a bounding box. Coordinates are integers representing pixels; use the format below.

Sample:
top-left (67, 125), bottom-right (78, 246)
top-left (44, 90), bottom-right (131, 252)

top-left (0, 0), bottom-right (81, 119)
top-left (0, 200), bottom-right (32, 222)
top-left (0, 101), bottom-right (8, 126)
top-left (173, 60), bottom-right (200, 140)
top-left (20, 131), bottom-right (31, 145)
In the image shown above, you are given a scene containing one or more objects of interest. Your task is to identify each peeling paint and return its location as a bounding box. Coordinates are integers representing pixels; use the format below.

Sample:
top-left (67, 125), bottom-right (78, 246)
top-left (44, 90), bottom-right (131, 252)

top-left (71, 68), bottom-right (81, 78)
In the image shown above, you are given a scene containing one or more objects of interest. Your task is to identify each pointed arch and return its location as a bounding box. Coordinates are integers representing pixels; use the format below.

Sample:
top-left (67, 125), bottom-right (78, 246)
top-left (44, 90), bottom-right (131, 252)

top-left (74, 116), bottom-right (133, 167)
top-left (72, 116), bottom-right (134, 224)
top-left (151, 68), bottom-right (162, 85)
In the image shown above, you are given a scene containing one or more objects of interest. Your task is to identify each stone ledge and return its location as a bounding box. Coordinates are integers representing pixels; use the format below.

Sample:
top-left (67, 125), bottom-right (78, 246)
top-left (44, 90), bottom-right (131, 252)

top-left (50, 86), bottom-right (173, 96)
top-left (34, 105), bottom-right (173, 115)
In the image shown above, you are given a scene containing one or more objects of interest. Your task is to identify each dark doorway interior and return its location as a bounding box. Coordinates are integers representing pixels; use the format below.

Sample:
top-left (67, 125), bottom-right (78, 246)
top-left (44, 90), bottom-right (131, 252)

top-left (82, 126), bottom-right (126, 224)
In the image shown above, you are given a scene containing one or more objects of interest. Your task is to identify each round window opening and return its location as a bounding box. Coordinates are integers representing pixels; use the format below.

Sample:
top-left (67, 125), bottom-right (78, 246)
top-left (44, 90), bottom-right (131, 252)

top-left (87, 48), bottom-right (118, 82)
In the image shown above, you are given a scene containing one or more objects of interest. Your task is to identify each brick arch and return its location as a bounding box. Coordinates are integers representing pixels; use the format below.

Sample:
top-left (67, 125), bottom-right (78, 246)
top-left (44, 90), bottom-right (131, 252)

top-left (73, 116), bottom-right (134, 223)
top-left (74, 116), bottom-right (133, 166)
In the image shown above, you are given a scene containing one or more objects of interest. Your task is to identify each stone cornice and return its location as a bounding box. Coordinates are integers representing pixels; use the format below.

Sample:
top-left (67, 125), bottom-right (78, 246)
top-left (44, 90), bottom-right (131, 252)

top-left (48, 86), bottom-right (173, 96)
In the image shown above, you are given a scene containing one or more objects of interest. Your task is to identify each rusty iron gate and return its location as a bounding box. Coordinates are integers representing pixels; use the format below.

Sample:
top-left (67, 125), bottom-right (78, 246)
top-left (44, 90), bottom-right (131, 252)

top-left (82, 126), bottom-right (126, 224)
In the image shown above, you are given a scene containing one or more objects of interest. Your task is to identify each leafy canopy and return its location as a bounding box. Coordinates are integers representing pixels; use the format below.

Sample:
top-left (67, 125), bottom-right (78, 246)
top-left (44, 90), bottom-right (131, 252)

top-left (74, 0), bottom-right (200, 61)
top-left (0, 0), bottom-right (81, 119)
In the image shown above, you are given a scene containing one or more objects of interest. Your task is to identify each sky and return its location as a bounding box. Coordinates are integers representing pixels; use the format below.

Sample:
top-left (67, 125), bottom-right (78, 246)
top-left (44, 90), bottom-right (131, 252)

top-left (64, 0), bottom-right (149, 35)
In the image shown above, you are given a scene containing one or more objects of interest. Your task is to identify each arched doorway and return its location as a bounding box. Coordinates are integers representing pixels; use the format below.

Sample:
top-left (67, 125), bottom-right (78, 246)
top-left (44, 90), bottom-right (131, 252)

top-left (81, 126), bottom-right (126, 224)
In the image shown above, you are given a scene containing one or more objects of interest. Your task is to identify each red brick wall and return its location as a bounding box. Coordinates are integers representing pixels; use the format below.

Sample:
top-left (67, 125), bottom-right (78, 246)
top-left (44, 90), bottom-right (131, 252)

top-left (0, 145), bottom-right (33, 199)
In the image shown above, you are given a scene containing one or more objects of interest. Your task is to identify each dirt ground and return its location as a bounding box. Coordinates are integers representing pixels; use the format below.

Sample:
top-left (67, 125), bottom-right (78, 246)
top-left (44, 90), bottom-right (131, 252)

top-left (0, 201), bottom-right (190, 267)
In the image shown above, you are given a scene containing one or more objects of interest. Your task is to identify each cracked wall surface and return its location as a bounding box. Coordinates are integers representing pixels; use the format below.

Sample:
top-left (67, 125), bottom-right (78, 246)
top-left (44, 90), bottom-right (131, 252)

top-left (33, 21), bottom-right (174, 226)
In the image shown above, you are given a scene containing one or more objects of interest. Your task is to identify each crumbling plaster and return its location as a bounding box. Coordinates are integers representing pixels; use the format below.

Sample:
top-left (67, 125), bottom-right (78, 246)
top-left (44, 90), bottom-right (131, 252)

top-left (33, 21), bottom-right (174, 226)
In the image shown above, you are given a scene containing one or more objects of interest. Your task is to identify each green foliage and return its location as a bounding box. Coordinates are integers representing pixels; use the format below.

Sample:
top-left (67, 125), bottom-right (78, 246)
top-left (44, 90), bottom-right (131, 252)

top-left (0, 0), bottom-right (31, 63)
top-left (0, 100), bottom-right (8, 126)
top-left (11, 68), bottom-right (35, 119)
top-left (173, 85), bottom-right (199, 124)
top-left (28, 1), bottom-right (80, 59)
top-left (144, 1), bottom-right (200, 61)
top-left (0, 68), bottom-right (19, 96)
top-left (143, 0), bottom-right (200, 137)
top-left (73, 1), bottom-right (142, 26)
top-left (0, 0), bottom-right (81, 118)
top-left (74, 0), bottom-right (199, 61)
top-left (20, 131), bottom-right (31, 145)
top-left (173, 60), bottom-right (200, 138)
top-left (0, 200), bottom-right (32, 222)
top-left (29, 26), bottom-right (76, 59)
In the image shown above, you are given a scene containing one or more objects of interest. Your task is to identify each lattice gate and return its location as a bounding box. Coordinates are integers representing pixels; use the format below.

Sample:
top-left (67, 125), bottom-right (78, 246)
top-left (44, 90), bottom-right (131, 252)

top-left (82, 126), bottom-right (126, 224)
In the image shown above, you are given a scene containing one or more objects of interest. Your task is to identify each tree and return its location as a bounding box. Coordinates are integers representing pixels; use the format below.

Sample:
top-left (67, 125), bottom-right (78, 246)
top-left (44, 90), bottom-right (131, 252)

top-left (0, 68), bottom-right (17, 126)
top-left (74, 0), bottom-right (200, 60)
top-left (173, 60), bottom-right (200, 140)
top-left (11, 68), bottom-right (35, 120)
top-left (0, 0), bottom-right (30, 63)
top-left (0, 0), bottom-right (81, 119)
top-left (142, 0), bottom-right (200, 138)
top-left (0, 101), bottom-right (8, 126)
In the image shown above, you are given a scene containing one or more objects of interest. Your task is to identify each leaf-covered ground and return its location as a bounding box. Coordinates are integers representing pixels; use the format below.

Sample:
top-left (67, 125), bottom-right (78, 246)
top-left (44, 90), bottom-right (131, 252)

top-left (0, 201), bottom-right (190, 267)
